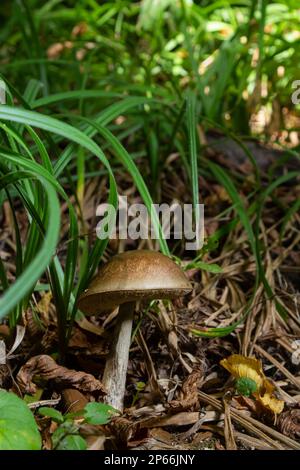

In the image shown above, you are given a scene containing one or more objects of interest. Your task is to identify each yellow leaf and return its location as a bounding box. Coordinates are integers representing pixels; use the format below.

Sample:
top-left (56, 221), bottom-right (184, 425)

top-left (220, 354), bottom-right (284, 414)
top-left (220, 354), bottom-right (264, 389)
top-left (256, 392), bottom-right (284, 415)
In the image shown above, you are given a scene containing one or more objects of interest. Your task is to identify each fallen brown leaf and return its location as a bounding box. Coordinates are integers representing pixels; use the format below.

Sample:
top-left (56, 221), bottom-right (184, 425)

top-left (16, 354), bottom-right (105, 395)
top-left (107, 416), bottom-right (148, 448)
top-left (141, 411), bottom-right (201, 428)
top-left (61, 388), bottom-right (88, 413)
top-left (168, 369), bottom-right (203, 412)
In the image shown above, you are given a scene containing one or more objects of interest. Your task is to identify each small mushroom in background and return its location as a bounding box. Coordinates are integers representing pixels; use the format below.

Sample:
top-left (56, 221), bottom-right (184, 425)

top-left (77, 250), bottom-right (192, 412)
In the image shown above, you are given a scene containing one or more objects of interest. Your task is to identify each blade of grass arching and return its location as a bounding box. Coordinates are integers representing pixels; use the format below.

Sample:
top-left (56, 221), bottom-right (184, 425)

top-left (0, 106), bottom-right (117, 186)
top-left (20, 125), bottom-right (55, 286)
top-left (0, 138), bottom-right (116, 303)
top-left (0, 75), bottom-right (34, 109)
top-left (0, 148), bottom-right (79, 291)
top-left (1, 168), bottom-right (68, 355)
top-left (0, 176), bottom-right (60, 319)
top-left (0, 170), bottom-right (41, 204)
top-left (0, 105), bottom-right (98, 155)
top-left (63, 112), bottom-right (169, 257)
top-left (0, 123), bottom-right (38, 205)
top-left (191, 318), bottom-right (246, 338)
top-left (186, 92), bottom-right (200, 238)
top-left (0, 76), bottom-right (63, 159)
top-left (0, 149), bottom-right (80, 333)
top-left (0, 123), bottom-right (34, 158)
top-left (89, 121), bottom-right (169, 256)
top-left (53, 97), bottom-right (154, 177)
top-left (0, 124), bottom-right (42, 203)
top-left (0, 74), bottom-right (63, 160)
top-left (32, 90), bottom-right (122, 109)
top-left (77, 96), bottom-right (153, 130)
top-left (14, 179), bottom-right (67, 352)
top-left (0, 147), bottom-right (70, 198)
top-left (17, 184), bottom-right (65, 327)
top-left (0, 106), bottom-right (126, 312)
top-left (25, 126), bottom-right (53, 174)
top-left (0, 106), bottom-right (119, 311)
top-left (184, 260), bottom-right (222, 274)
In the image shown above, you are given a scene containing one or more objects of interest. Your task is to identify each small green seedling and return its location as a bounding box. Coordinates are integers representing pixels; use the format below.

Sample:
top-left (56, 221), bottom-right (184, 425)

top-left (235, 377), bottom-right (258, 397)
top-left (39, 402), bottom-right (117, 450)
top-left (131, 381), bottom-right (146, 406)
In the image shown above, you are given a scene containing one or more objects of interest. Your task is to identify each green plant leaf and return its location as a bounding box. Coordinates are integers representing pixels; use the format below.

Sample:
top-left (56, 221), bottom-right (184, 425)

top-left (185, 261), bottom-right (222, 273)
top-left (0, 390), bottom-right (41, 450)
top-left (84, 402), bottom-right (117, 425)
top-left (57, 435), bottom-right (87, 451)
top-left (52, 425), bottom-right (87, 450)
top-left (38, 407), bottom-right (64, 424)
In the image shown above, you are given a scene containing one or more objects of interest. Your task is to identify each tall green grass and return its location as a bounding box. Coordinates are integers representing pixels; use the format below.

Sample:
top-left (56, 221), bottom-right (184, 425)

top-left (0, 0), bottom-right (299, 350)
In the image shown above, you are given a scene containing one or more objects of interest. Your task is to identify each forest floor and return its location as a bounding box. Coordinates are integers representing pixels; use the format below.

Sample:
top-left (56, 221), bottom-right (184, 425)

top-left (1, 135), bottom-right (299, 450)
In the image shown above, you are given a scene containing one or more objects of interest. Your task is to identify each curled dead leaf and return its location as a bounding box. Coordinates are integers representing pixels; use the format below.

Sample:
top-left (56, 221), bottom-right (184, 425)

top-left (168, 369), bottom-right (203, 412)
top-left (107, 416), bottom-right (148, 448)
top-left (16, 354), bottom-right (105, 395)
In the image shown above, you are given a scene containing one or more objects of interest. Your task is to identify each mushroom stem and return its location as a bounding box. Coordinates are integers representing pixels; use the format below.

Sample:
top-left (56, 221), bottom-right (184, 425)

top-left (102, 301), bottom-right (135, 412)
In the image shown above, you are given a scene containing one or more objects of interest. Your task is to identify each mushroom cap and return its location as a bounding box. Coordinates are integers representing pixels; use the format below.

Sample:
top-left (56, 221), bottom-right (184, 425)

top-left (77, 250), bottom-right (192, 315)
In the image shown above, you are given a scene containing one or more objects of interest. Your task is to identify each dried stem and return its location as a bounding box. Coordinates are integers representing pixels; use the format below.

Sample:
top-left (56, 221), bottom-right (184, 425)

top-left (102, 302), bottom-right (135, 412)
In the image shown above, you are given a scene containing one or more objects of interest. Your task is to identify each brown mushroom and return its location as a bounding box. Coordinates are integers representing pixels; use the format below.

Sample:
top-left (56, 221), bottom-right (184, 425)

top-left (77, 250), bottom-right (192, 412)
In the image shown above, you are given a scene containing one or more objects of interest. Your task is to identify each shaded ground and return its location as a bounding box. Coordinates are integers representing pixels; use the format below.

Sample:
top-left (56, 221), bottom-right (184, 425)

top-left (1, 137), bottom-right (299, 450)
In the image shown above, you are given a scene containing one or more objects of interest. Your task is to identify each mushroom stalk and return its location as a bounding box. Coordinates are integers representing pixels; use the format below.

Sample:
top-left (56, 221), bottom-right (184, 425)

top-left (102, 301), bottom-right (135, 412)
